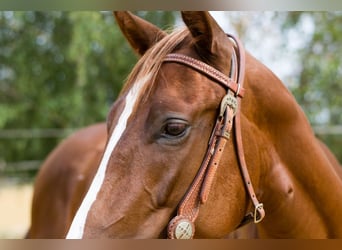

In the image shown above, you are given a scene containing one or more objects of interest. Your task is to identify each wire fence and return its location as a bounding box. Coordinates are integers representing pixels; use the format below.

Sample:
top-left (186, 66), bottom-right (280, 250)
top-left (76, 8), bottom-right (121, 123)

top-left (0, 128), bottom-right (77, 139)
top-left (0, 128), bottom-right (77, 179)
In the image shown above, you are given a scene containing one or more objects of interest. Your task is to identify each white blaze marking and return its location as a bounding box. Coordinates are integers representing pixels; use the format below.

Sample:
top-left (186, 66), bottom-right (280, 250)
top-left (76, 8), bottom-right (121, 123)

top-left (66, 74), bottom-right (151, 239)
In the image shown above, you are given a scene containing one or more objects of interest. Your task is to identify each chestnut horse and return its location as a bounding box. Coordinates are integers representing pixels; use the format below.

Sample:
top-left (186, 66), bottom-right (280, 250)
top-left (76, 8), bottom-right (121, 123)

top-left (27, 11), bottom-right (342, 238)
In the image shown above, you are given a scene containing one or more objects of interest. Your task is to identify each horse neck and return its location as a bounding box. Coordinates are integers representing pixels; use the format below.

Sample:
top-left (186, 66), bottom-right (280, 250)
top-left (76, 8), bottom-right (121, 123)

top-left (243, 54), bottom-right (342, 238)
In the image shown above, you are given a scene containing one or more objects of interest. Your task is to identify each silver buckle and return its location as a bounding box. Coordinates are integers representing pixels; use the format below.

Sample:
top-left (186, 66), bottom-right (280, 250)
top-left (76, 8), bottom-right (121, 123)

top-left (219, 93), bottom-right (237, 118)
top-left (254, 203), bottom-right (264, 223)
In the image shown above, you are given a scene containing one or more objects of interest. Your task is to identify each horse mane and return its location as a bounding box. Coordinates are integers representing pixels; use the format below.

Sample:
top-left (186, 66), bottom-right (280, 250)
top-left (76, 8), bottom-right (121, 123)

top-left (119, 27), bottom-right (190, 101)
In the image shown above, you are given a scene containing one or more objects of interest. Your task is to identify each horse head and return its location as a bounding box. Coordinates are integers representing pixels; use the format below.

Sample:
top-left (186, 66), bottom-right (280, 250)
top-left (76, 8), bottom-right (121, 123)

top-left (65, 11), bottom-right (259, 239)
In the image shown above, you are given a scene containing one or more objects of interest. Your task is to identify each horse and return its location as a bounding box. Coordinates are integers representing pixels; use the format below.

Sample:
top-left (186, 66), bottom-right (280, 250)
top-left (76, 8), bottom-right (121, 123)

top-left (27, 11), bottom-right (342, 239)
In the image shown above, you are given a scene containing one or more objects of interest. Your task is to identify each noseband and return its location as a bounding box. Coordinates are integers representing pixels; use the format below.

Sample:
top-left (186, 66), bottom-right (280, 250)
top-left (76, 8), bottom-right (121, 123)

top-left (163, 34), bottom-right (265, 239)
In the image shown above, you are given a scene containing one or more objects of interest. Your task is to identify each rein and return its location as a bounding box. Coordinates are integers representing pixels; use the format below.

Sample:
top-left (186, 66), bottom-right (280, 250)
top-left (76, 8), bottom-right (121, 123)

top-left (163, 34), bottom-right (265, 239)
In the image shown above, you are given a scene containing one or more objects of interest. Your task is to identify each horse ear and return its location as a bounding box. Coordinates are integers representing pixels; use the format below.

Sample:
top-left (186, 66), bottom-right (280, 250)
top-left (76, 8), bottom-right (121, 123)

top-left (181, 11), bottom-right (231, 71)
top-left (113, 11), bottom-right (167, 56)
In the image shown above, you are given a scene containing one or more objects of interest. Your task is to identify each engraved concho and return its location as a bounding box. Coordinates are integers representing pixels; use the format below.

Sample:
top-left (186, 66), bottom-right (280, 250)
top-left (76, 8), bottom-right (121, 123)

top-left (168, 216), bottom-right (195, 239)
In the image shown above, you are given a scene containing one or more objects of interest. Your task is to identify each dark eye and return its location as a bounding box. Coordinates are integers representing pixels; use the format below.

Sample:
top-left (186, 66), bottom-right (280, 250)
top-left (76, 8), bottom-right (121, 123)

top-left (162, 120), bottom-right (189, 138)
top-left (164, 123), bottom-right (187, 136)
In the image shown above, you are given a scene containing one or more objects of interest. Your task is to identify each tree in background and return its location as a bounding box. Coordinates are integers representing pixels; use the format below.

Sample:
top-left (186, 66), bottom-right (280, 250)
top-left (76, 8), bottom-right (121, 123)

top-left (0, 11), bottom-right (176, 172)
top-left (286, 12), bottom-right (342, 160)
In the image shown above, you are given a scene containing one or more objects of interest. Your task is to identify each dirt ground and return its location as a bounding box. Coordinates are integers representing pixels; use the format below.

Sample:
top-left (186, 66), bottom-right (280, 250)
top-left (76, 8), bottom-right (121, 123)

top-left (0, 181), bottom-right (33, 239)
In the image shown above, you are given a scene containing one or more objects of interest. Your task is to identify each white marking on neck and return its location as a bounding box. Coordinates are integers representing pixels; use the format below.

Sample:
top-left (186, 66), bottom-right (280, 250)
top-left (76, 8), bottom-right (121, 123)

top-left (66, 74), bottom-right (151, 239)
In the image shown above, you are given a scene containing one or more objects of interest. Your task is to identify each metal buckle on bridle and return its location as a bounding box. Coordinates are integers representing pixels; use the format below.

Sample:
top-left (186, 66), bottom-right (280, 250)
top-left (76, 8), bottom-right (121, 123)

top-left (254, 203), bottom-right (264, 223)
top-left (219, 93), bottom-right (237, 118)
top-left (216, 92), bottom-right (237, 141)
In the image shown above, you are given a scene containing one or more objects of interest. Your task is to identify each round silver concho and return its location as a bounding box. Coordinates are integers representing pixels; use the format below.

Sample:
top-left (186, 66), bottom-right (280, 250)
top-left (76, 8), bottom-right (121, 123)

top-left (169, 217), bottom-right (195, 239)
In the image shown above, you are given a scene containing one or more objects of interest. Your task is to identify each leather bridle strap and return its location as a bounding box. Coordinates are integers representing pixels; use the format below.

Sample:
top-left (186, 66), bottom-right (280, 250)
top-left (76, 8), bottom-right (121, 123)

top-left (163, 53), bottom-right (245, 98)
top-left (230, 34), bottom-right (266, 227)
top-left (163, 34), bottom-right (265, 239)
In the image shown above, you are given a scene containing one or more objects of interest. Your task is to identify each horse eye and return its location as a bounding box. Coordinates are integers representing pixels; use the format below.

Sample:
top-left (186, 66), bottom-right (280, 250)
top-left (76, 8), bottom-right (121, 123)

top-left (162, 121), bottom-right (188, 137)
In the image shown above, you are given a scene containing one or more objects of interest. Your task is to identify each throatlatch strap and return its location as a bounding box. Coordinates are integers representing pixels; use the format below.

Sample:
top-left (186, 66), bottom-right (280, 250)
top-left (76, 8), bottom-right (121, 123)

top-left (229, 34), bottom-right (265, 226)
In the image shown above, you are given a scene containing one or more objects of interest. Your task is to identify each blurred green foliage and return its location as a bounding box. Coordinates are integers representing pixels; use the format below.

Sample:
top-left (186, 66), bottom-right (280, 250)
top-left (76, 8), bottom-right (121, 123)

top-left (288, 12), bottom-right (342, 125)
top-left (0, 11), bottom-right (176, 169)
top-left (282, 12), bottom-right (342, 161)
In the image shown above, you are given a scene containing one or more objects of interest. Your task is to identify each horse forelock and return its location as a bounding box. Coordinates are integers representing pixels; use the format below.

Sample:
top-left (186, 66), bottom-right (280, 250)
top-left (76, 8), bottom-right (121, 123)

top-left (120, 27), bottom-right (190, 102)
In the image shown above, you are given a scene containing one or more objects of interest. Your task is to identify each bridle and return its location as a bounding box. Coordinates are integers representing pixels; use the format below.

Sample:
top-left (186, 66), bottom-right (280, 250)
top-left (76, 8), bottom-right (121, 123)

top-left (163, 34), bottom-right (265, 239)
